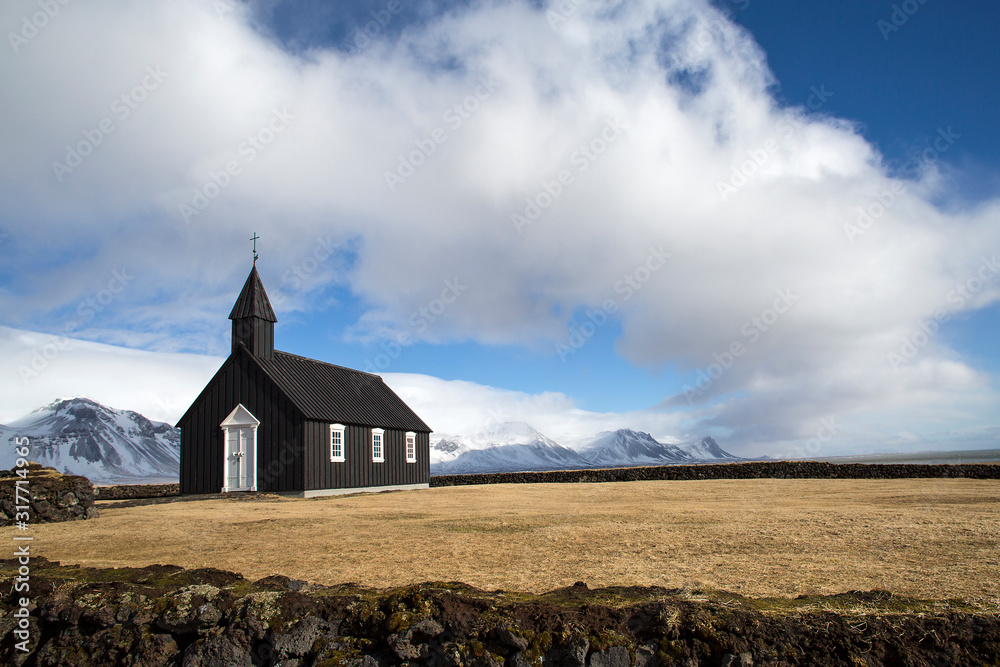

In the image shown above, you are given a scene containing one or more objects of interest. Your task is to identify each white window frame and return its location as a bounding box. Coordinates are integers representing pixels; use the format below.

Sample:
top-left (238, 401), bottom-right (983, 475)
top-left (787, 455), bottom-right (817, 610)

top-left (405, 431), bottom-right (416, 463)
top-left (371, 428), bottom-right (385, 463)
top-left (329, 423), bottom-right (345, 462)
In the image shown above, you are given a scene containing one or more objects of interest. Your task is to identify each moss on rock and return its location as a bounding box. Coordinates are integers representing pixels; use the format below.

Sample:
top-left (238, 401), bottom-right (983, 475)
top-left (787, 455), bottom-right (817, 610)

top-left (1, 561), bottom-right (998, 666)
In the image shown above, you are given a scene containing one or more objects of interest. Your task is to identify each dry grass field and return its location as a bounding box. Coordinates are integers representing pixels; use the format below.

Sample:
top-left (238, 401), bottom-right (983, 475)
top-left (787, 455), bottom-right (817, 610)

top-left (12, 478), bottom-right (1000, 603)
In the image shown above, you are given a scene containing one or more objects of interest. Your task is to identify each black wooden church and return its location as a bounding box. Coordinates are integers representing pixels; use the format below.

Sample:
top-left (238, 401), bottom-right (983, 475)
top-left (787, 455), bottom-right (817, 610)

top-left (177, 261), bottom-right (432, 496)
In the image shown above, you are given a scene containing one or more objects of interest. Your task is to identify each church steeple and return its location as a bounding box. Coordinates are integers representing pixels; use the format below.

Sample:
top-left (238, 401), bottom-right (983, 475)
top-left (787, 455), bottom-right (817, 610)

top-left (229, 265), bottom-right (276, 359)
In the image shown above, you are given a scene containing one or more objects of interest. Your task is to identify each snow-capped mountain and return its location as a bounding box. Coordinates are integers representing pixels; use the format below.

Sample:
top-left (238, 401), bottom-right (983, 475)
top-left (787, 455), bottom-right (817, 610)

top-left (430, 423), bottom-right (739, 474)
top-left (681, 435), bottom-right (739, 462)
top-left (582, 430), bottom-right (739, 466)
top-left (581, 428), bottom-right (695, 465)
top-left (431, 422), bottom-right (589, 474)
top-left (431, 422), bottom-right (566, 466)
top-left (0, 398), bottom-right (180, 483)
top-left (429, 436), bottom-right (469, 465)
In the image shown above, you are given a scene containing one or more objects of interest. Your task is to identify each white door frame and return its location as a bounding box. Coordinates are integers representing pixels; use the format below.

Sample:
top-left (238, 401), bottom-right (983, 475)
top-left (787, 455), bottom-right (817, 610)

top-left (220, 404), bottom-right (259, 493)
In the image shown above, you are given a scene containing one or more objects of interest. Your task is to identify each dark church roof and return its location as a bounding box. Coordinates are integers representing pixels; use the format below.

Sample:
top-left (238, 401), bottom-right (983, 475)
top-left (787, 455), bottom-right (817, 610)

top-left (229, 266), bottom-right (277, 322)
top-left (254, 348), bottom-right (431, 432)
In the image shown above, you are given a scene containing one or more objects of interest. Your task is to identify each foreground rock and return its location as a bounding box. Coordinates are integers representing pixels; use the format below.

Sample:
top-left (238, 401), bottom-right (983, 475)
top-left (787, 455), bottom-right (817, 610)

top-left (0, 463), bottom-right (97, 526)
top-left (1, 560), bottom-right (998, 666)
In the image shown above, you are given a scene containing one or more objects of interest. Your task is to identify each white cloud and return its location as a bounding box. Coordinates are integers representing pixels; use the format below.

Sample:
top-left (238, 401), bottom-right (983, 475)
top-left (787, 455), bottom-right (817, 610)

top-left (1, 0), bottom-right (998, 451)
top-left (381, 371), bottom-right (688, 448)
top-left (1, 326), bottom-right (994, 457)
top-left (0, 326), bottom-right (221, 425)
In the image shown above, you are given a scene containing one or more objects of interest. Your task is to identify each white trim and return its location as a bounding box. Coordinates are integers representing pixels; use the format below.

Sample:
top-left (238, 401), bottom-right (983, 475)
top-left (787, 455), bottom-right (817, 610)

top-left (371, 427), bottom-right (385, 463)
top-left (220, 404), bottom-right (258, 493)
top-left (220, 404), bottom-right (260, 428)
top-left (290, 483), bottom-right (430, 498)
top-left (405, 431), bottom-right (416, 463)
top-left (329, 423), bottom-right (346, 462)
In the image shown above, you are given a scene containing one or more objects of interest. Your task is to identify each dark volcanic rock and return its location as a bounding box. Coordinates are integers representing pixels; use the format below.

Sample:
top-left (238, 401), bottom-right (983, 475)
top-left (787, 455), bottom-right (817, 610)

top-left (430, 461), bottom-right (1000, 487)
top-left (0, 463), bottom-right (97, 525)
top-left (94, 483), bottom-right (180, 500)
top-left (182, 630), bottom-right (253, 667)
top-left (590, 646), bottom-right (631, 667)
top-left (272, 615), bottom-right (337, 658)
top-left (1, 560), bottom-right (999, 666)
top-left (495, 625), bottom-right (528, 651)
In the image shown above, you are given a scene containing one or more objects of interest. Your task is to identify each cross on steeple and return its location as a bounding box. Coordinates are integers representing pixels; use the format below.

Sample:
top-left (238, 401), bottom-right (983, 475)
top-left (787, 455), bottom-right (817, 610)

top-left (251, 233), bottom-right (260, 265)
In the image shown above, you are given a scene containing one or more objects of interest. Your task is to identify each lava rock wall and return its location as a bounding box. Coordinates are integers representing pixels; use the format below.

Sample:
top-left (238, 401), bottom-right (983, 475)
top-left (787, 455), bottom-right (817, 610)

top-left (430, 461), bottom-right (1000, 487)
top-left (94, 483), bottom-right (180, 500)
top-left (0, 464), bottom-right (97, 526)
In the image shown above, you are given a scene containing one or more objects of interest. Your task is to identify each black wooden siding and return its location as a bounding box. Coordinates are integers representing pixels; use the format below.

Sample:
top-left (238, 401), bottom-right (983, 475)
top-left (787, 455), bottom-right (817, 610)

top-left (178, 349), bottom-right (304, 494)
top-left (303, 422), bottom-right (430, 491)
top-left (232, 318), bottom-right (274, 359)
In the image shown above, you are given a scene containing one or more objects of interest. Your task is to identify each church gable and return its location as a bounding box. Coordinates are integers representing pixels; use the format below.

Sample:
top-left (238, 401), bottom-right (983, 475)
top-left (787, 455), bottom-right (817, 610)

top-left (178, 345), bottom-right (305, 494)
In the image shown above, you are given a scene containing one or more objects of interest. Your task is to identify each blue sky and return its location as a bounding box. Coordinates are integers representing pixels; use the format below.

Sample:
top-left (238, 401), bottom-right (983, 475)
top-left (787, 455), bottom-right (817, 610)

top-left (724, 1), bottom-right (1000, 197)
top-left (1, 0), bottom-right (998, 455)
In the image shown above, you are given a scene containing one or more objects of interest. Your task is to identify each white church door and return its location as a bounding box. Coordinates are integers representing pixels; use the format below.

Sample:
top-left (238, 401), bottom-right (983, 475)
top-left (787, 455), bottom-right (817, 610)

top-left (220, 404), bottom-right (259, 493)
top-left (226, 427), bottom-right (253, 490)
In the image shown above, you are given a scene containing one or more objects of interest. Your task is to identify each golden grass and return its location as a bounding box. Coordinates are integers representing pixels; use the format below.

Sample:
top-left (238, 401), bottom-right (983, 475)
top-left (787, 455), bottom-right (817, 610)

top-left (8, 479), bottom-right (1000, 602)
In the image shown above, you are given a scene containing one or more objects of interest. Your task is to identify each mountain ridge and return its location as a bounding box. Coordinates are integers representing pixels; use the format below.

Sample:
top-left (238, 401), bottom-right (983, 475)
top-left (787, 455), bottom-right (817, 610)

top-left (0, 397), bottom-right (180, 484)
top-left (1, 401), bottom-right (738, 482)
top-left (431, 423), bottom-right (739, 474)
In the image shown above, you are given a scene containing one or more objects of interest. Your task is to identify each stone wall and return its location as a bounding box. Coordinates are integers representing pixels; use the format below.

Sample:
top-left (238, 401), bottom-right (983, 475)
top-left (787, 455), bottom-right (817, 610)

top-left (79, 462), bottom-right (1000, 500)
top-left (0, 463), bottom-right (97, 526)
top-left (94, 483), bottom-right (180, 500)
top-left (430, 461), bottom-right (1000, 487)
